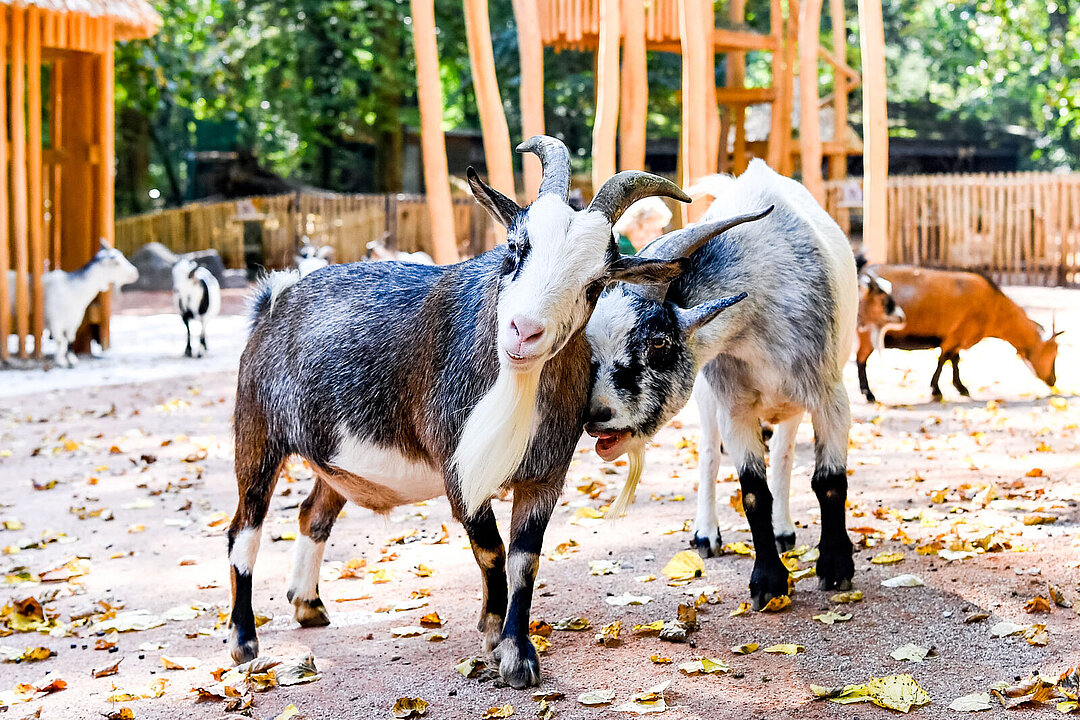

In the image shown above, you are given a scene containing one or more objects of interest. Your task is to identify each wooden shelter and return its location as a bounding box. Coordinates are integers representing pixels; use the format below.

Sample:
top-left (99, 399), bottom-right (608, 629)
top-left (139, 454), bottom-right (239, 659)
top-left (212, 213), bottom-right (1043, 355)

top-left (411, 0), bottom-right (887, 261)
top-left (1, 0), bottom-right (160, 362)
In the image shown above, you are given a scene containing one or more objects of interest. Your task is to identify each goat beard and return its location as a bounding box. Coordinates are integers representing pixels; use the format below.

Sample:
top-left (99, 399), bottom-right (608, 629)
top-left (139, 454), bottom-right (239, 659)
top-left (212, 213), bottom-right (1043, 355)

top-left (454, 365), bottom-right (542, 518)
top-left (607, 442), bottom-right (646, 519)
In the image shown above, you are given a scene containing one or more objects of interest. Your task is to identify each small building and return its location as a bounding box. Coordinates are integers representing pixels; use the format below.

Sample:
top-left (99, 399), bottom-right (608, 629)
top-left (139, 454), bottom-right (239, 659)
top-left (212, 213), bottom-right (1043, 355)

top-left (1, 0), bottom-right (160, 362)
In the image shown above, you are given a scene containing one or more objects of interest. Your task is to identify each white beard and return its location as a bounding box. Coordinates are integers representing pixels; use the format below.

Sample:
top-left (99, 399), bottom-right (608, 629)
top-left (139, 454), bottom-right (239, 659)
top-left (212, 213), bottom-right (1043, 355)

top-left (454, 365), bottom-right (542, 517)
top-left (608, 441), bottom-right (646, 518)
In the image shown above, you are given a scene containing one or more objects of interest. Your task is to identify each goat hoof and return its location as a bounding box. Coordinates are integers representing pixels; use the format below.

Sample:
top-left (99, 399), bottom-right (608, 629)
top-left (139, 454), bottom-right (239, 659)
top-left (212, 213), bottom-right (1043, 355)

top-left (494, 637), bottom-right (541, 689)
top-left (863, 392), bottom-right (876, 403)
top-left (477, 612), bottom-right (504, 654)
top-left (956, 385), bottom-right (971, 397)
top-left (774, 532), bottom-right (797, 554)
top-left (691, 529), bottom-right (722, 558)
top-left (292, 597), bottom-right (331, 627)
top-left (749, 563), bottom-right (791, 610)
top-left (816, 544), bottom-right (855, 590)
top-left (228, 626), bottom-right (259, 665)
top-left (184, 347), bottom-right (193, 358)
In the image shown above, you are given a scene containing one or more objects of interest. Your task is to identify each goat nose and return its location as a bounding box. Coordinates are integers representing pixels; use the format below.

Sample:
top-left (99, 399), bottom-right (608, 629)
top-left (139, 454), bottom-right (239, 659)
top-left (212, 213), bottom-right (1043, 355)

top-left (509, 315), bottom-right (545, 346)
top-left (590, 404), bottom-right (614, 423)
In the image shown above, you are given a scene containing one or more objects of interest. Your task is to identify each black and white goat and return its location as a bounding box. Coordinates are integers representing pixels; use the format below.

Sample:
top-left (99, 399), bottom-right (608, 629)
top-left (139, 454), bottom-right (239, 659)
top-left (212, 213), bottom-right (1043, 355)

top-left (584, 160), bottom-right (859, 609)
top-left (225, 137), bottom-right (746, 688)
top-left (172, 258), bottom-right (221, 358)
top-left (294, 238), bottom-right (334, 278)
top-left (6, 240), bottom-right (139, 367)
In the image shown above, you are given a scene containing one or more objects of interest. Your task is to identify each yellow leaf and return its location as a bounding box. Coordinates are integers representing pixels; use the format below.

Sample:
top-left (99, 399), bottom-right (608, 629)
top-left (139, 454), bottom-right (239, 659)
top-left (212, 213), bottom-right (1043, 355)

top-left (889, 643), bottom-right (930, 662)
top-left (650, 654), bottom-right (672, 664)
top-left (419, 612), bottom-right (442, 628)
top-left (1025, 596), bottom-right (1052, 614)
top-left (578, 689), bottom-right (616, 706)
top-left (870, 551), bottom-right (905, 565)
top-left (723, 542), bottom-right (754, 556)
top-left (763, 644), bottom-right (804, 655)
top-left (553, 616), bottom-right (590, 631)
top-left (273, 705), bottom-right (301, 720)
top-left (391, 697), bottom-right (429, 718)
top-left (391, 626), bottom-right (425, 638)
top-left (813, 610), bottom-right (852, 625)
top-left (481, 704), bottom-right (513, 718)
top-left (596, 620), bottom-right (621, 648)
top-left (632, 620), bottom-right (665, 636)
top-left (160, 656), bottom-right (199, 670)
top-left (815, 674), bottom-right (930, 713)
top-left (412, 564), bottom-right (434, 578)
top-left (729, 602), bottom-right (751, 617)
top-left (455, 658), bottom-right (483, 678)
top-left (1023, 623), bottom-right (1048, 646)
top-left (678, 657), bottom-right (730, 675)
top-left (369, 568), bottom-right (394, 583)
top-left (530, 634), bottom-right (552, 653)
top-left (573, 507), bottom-right (604, 519)
top-left (731, 642), bottom-right (758, 655)
top-left (760, 595), bottom-right (791, 612)
top-left (661, 551), bottom-right (705, 582)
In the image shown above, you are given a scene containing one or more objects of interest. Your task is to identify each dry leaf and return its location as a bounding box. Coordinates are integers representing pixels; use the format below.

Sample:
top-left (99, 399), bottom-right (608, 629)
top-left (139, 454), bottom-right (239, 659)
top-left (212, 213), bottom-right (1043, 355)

top-left (881, 574), bottom-right (924, 588)
top-left (678, 657), bottom-right (730, 675)
top-left (764, 644), bottom-right (804, 655)
top-left (1025, 596), bottom-right (1052, 614)
top-left (578, 689), bottom-right (616, 706)
top-left (392, 697), bottom-right (429, 718)
top-left (419, 612), bottom-right (442, 628)
top-left (481, 704), bottom-right (513, 718)
top-left (530, 635), bottom-right (552, 653)
top-left (830, 590), bottom-right (864, 603)
top-left (632, 621), bottom-right (664, 636)
top-left (661, 551), bottom-right (705, 582)
top-left (391, 626), bottom-right (425, 638)
top-left (1024, 623), bottom-right (1049, 646)
top-left (92, 658), bottom-right (123, 678)
top-left (871, 551), bottom-right (905, 565)
top-left (813, 610), bottom-right (852, 625)
top-left (589, 560), bottom-right (621, 576)
top-left (455, 658), bottom-right (484, 678)
top-left (597, 620), bottom-right (621, 648)
top-left (889, 643), bottom-right (930, 662)
top-left (605, 593), bottom-right (652, 606)
top-left (729, 602), bottom-right (751, 617)
top-left (1023, 514), bottom-right (1057, 526)
top-left (948, 692), bottom-right (993, 711)
top-left (760, 595), bottom-right (791, 612)
top-left (723, 542), bottom-right (754, 556)
top-left (650, 655), bottom-right (672, 664)
top-left (553, 617), bottom-right (590, 631)
top-left (160, 656), bottom-right (199, 670)
top-left (812, 674), bottom-right (930, 712)
top-left (614, 682), bottom-right (670, 715)
top-left (731, 642), bottom-right (758, 655)
top-left (529, 621), bottom-right (553, 637)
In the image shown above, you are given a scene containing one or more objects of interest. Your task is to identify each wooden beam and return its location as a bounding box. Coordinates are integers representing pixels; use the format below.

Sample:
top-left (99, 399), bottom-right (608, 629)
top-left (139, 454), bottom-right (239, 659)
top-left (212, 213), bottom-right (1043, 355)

top-left (766, 0), bottom-right (785, 170)
top-left (51, 55), bottom-right (64, 264)
top-left (28, 5), bottom-right (44, 357)
top-left (591, 0), bottom-right (620, 192)
top-left (829, 0), bottom-right (850, 230)
top-left (679, 0), bottom-right (709, 223)
top-left (728, 0), bottom-right (747, 174)
top-left (512, 0), bottom-right (545, 199)
top-left (646, 28), bottom-right (777, 54)
top-left (618, 0), bottom-right (647, 171)
top-left (779, 0), bottom-right (798, 175)
top-left (798, 0), bottom-right (824, 204)
top-left (11, 5), bottom-right (29, 359)
top-left (464, 0), bottom-right (515, 204)
top-left (0, 8), bottom-right (9, 362)
top-left (702, 0), bottom-right (719, 173)
top-left (96, 19), bottom-right (115, 349)
top-left (817, 46), bottom-right (860, 83)
top-left (715, 86), bottom-right (778, 104)
top-left (410, 0), bottom-right (458, 264)
top-left (859, 0), bottom-right (889, 262)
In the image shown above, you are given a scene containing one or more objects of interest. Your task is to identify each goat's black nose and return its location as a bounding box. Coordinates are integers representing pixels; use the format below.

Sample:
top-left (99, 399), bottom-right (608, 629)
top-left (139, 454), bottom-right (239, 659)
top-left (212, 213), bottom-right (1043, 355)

top-left (588, 404), bottom-right (614, 423)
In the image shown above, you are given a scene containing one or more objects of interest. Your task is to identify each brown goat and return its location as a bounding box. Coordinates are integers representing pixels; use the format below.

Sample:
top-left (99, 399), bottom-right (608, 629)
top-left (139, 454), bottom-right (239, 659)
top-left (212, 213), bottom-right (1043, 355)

top-left (857, 265), bottom-right (1061, 402)
top-left (856, 269), bottom-right (907, 403)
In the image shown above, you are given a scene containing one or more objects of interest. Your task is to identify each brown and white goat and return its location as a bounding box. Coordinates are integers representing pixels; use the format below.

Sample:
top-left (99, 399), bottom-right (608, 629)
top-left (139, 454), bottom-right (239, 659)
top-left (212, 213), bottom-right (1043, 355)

top-left (226, 136), bottom-right (730, 688)
top-left (856, 269), bottom-right (906, 402)
top-left (856, 265), bottom-right (1061, 401)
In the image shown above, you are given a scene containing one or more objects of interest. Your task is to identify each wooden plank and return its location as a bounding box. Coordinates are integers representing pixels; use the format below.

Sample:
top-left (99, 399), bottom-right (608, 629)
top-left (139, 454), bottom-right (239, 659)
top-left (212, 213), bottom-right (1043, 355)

top-left (410, 0), bottom-right (458, 264)
top-left (97, 22), bottom-right (115, 349)
top-left (727, 0), bottom-right (747, 174)
top-left (11, 5), bottom-right (30, 358)
top-left (766, 0), bottom-right (785, 171)
top-left (0, 7), bottom-right (9, 362)
top-left (779, 0), bottom-right (797, 175)
top-left (513, 0), bottom-right (546, 198)
top-left (858, 0), bottom-right (888, 263)
top-left (679, 0), bottom-right (709, 223)
top-left (715, 86), bottom-right (778, 104)
top-left (703, 0), bottom-right (719, 173)
top-left (464, 0), bottom-right (516, 209)
top-left (817, 46), bottom-right (860, 83)
top-left (28, 5), bottom-right (45, 357)
top-left (591, 0), bottom-right (619, 192)
top-left (798, 0), bottom-right (824, 204)
top-left (828, 0), bottom-right (848, 229)
top-left (51, 55), bottom-right (64, 266)
top-left (619, 0), bottom-right (648, 171)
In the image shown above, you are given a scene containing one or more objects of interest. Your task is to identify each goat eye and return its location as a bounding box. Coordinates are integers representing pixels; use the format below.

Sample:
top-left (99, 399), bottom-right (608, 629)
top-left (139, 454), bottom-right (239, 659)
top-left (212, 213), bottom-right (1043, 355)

top-left (652, 337), bottom-right (669, 350)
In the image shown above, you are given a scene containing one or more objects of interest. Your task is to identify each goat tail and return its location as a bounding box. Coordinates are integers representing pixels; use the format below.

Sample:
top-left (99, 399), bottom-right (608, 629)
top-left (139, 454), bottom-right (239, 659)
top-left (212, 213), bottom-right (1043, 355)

top-left (607, 445), bottom-right (645, 519)
top-left (453, 366), bottom-right (542, 518)
top-left (248, 270), bottom-right (300, 334)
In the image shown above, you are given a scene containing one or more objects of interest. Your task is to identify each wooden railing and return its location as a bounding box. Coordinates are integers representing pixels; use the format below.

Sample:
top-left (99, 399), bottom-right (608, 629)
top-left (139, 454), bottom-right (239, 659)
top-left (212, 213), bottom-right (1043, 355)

top-left (117, 172), bottom-right (1080, 287)
top-left (825, 172), bottom-right (1080, 286)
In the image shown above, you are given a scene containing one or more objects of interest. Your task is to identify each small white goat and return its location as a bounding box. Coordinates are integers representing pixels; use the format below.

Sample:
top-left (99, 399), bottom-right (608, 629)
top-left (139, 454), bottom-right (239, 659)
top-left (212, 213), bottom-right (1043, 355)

top-left (294, 238), bottom-right (334, 278)
top-left (172, 258), bottom-right (221, 358)
top-left (6, 239), bottom-right (139, 367)
top-left (365, 233), bottom-right (435, 265)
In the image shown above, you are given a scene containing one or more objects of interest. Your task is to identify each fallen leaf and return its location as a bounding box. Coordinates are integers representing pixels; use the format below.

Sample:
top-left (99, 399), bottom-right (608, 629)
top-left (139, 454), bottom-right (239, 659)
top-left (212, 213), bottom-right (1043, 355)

top-left (160, 656), bottom-right (199, 670)
top-left (889, 643), bottom-right (930, 662)
top-left (661, 551), bottom-right (705, 582)
top-left (731, 642), bottom-right (758, 655)
top-left (530, 635), bottom-right (551, 653)
top-left (455, 658), bottom-right (484, 678)
top-left (589, 560), bottom-right (621, 576)
top-left (419, 612), bottom-right (442, 628)
top-left (723, 542), bottom-right (754, 556)
top-left (392, 697), bottom-right (429, 718)
top-left (678, 657), bottom-right (730, 675)
top-left (764, 644), bottom-right (804, 655)
top-left (990, 621), bottom-right (1028, 637)
top-left (0, 646), bottom-right (52, 663)
top-left (812, 674), bottom-right (930, 712)
top-left (830, 590), bottom-right (864, 603)
top-left (650, 654), bottom-right (672, 664)
top-left (614, 682), bottom-right (670, 714)
top-left (529, 620), bottom-right (553, 637)
top-left (605, 593), bottom-right (652, 606)
top-left (92, 658), bottom-right (123, 678)
top-left (103, 709), bottom-right (135, 720)
top-left (813, 610), bottom-right (853, 625)
top-left (274, 705), bottom-right (302, 720)
top-left (1025, 596), bottom-right (1052, 614)
top-left (948, 692), bottom-right (993, 711)
top-left (632, 620), bottom-right (664, 636)
top-left (1023, 623), bottom-right (1048, 646)
top-left (871, 551), bottom-right (905, 565)
top-left (881, 574), bottom-right (924, 588)
top-left (391, 626), bottom-right (425, 638)
top-left (1048, 584), bottom-right (1072, 608)
top-left (729, 603), bottom-right (751, 617)
top-left (1023, 514), bottom-right (1057, 526)
top-left (597, 620), bottom-right (621, 648)
top-left (482, 704), bottom-right (514, 719)
top-left (578, 689), bottom-right (616, 706)
top-left (553, 616), bottom-right (590, 631)
top-left (760, 596), bottom-right (791, 612)
top-left (964, 612), bottom-right (989, 624)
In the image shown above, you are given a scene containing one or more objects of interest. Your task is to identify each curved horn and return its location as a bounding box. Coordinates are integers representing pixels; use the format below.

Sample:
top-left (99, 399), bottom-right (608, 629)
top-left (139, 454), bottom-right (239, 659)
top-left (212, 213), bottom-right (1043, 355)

top-left (636, 206), bottom-right (775, 260)
top-left (516, 135), bottom-right (571, 201)
top-left (587, 171), bottom-right (691, 225)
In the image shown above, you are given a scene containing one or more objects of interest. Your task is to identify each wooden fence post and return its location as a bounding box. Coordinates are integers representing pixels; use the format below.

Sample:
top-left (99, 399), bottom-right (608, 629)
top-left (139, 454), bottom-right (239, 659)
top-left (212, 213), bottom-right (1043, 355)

top-left (858, 0), bottom-right (888, 263)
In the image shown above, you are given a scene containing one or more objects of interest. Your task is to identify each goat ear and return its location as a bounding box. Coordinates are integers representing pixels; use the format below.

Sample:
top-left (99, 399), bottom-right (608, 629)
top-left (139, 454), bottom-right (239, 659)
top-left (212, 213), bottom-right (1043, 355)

top-left (317, 246), bottom-right (333, 259)
top-left (1052, 330), bottom-right (1064, 340)
top-left (675, 293), bottom-right (748, 336)
top-left (99, 238), bottom-right (109, 251)
top-left (608, 256), bottom-right (688, 287)
top-left (467, 167), bottom-right (521, 229)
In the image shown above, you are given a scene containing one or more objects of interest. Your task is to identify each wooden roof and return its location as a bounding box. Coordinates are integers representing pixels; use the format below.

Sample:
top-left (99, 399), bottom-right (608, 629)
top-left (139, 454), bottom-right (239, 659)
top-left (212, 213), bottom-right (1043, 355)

top-left (1, 0), bottom-right (162, 39)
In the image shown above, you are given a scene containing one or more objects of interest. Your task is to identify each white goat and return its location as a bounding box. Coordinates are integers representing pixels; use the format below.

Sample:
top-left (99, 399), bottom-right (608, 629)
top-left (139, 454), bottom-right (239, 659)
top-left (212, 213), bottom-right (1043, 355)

top-left (294, 238), bottom-right (334, 278)
top-left (172, 258), bottom-right (221, 358)
top-left (6, 239), bottom-right (139, 367)
top-left (365, 233), bottom-right (435, 265)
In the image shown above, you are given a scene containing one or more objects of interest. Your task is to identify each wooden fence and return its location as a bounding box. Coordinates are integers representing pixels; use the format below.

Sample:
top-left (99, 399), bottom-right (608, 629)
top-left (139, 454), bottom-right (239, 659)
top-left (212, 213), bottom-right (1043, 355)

top-left (825, 172), bottom-right (1080, 286)
top-left (115, 192), bottom-right (496, 271)
top-left (117, 172), bottom-right (1080, 287)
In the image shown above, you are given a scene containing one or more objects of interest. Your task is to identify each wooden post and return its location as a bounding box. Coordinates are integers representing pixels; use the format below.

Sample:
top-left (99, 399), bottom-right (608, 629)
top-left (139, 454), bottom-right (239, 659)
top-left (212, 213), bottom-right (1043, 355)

top-left (512, 0), bottom-right (545, 198)
top-left (728, 0), bottom-right (747, 174)
top-left (96, 21), bottom-right (115, 349)
top-left (591, 0), bottom-right (620, 192)
top-left (829, 0), bottom-right (849, 231)
top-left (859, 0), bottom-right (888, 262)
top-left (679, 0), bottom-right (709, 223)
top-left (0, 8), bottom-right (8, 362)
top-left (28, 6), bottom-right (44, 357)
top-left (11, 5), bottom-right (29, 358)
top-left (410, 0), bottom-right (459, 264)
top-left (702, 0), bottom-right (719, 173)
top-left (766, 0), bottom-right (785, 170)
top-left (780, 0), bottom-right (798, 176)
top-left (798, 0), bottom-right (824, 204)
top-left (618, 0), bottom-right (647, 171)
top-left (464, 0), bottom-right (515, 201)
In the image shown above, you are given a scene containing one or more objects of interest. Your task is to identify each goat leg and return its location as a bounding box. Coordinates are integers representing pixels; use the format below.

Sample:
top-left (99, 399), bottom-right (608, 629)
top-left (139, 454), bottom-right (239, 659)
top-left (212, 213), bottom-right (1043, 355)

top-left (462, 503), bottom-right (507, 653)
top-left (949, 352), bottom-right (970, 396)
top-left (287, 476), bottom-right (345, 627)
top-left (930, 350), bottom-right (948, 399)
top-left (811, 385), bottom-right (855, 590)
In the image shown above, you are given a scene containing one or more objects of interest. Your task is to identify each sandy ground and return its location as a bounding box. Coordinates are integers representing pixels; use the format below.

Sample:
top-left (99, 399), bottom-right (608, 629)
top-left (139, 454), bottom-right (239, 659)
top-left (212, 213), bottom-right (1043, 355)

top-left (0, 286), bottom-right (1078, 720)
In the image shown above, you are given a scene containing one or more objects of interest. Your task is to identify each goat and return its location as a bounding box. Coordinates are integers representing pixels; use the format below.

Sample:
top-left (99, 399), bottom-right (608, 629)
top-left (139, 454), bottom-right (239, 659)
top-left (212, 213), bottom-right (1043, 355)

top-left (172, 258), bottom-right (221, 358)
top-left (584, 160), bottom-right (859, 610)
top-left (365, 233), bottom-right (435, 265)
top-left (856, 269), bottom-right (906, 402)
top-left (6, 240), bottom-right (139, 367)
top-left (226, 136), bottom-right (719, 688)
top-left (856, 265), bottom-right (1061, 402)
top-left (294, 238), bottom-right (334, 278)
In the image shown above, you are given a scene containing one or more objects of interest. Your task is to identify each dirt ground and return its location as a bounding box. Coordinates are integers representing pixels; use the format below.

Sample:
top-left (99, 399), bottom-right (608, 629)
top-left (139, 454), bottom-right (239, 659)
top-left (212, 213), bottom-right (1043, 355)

top-left (0, 286), bottom-right (1078, 720)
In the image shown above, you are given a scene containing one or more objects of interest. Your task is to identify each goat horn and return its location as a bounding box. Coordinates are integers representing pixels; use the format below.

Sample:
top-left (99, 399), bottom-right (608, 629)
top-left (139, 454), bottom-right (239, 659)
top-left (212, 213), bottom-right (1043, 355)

top-left (516, 135), bottom-right (571, 202)
top-left (588, 171), bottom-right (691, 225)
top-left (636, 206), bottom-right (775, 261)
